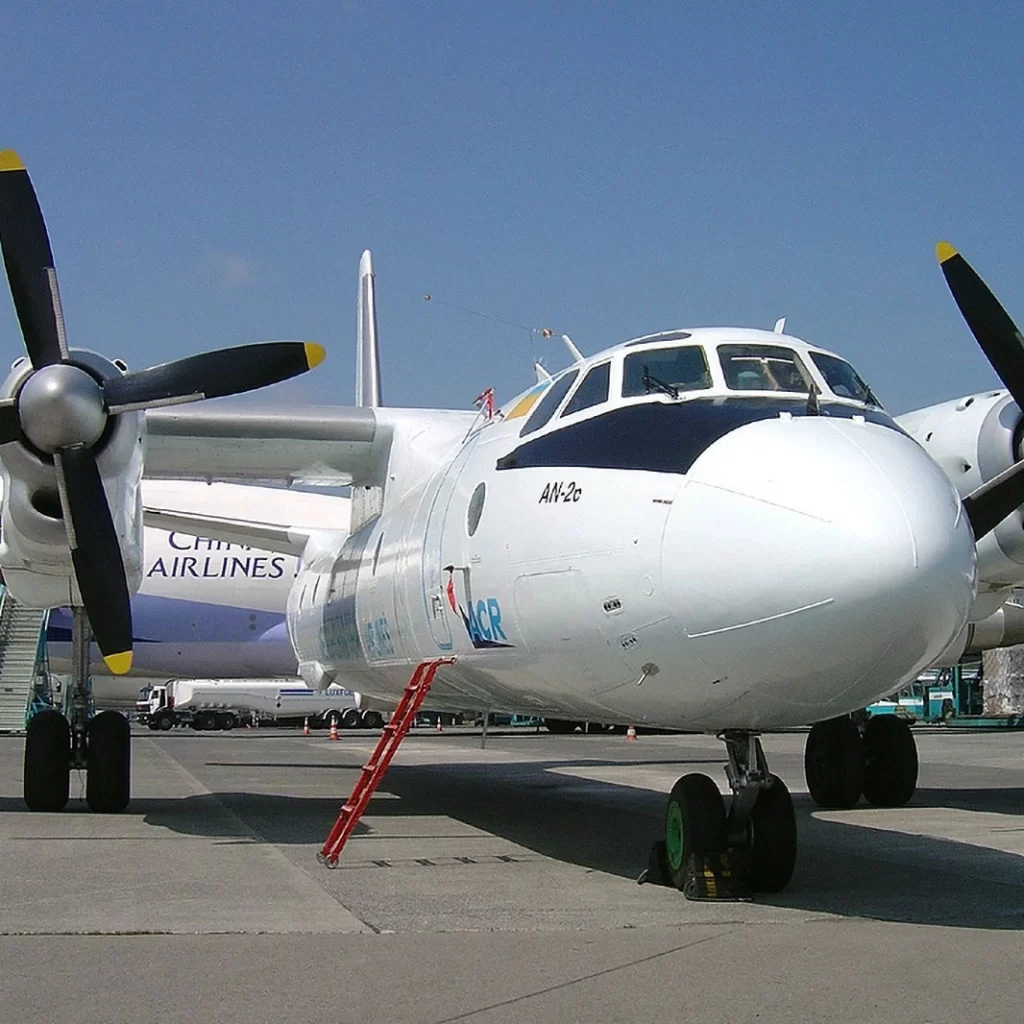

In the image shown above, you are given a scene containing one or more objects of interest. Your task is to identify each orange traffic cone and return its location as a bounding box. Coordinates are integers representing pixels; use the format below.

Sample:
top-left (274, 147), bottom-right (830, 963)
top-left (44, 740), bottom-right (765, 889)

top-left (435, 718), bottom-right (444, 734)
top-left (329, 718), bottom-right (339, 741)
top-left (626, 725), bottom-right (637, 741)
top-left (303, 717), bottom-right (311, 736)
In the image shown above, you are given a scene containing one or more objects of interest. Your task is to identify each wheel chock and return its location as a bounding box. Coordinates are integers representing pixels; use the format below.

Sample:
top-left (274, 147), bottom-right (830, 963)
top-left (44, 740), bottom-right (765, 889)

top-left (682, 852), bottom-right (751, 902)
top-left (637, 840), bottom-right (671, 886)
top-left (637, 842), bottom-right (751, 901)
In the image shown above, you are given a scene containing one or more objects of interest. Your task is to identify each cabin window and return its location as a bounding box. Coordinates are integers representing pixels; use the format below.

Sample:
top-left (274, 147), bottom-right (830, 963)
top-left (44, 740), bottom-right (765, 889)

top-left (809, 351), bottom-right (881, 407)
top-left (622, 346), bottom-right (711, 398)
top-left (718, 344), bottom-right (811, 393)
top-left (520, 369), bottom-right (580, 436)
top-left (562, 362), bottom-right (610, 417)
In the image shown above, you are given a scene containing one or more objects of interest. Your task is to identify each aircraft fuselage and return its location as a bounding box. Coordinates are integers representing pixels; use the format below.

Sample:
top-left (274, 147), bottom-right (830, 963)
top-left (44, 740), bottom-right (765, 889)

top-left (288, 328), bottom-right (976, 731)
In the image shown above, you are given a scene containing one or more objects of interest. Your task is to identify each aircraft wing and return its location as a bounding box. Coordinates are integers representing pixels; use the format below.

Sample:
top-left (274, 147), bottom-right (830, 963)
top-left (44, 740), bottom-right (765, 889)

top-left (144, 403), bottom-right (393, 487)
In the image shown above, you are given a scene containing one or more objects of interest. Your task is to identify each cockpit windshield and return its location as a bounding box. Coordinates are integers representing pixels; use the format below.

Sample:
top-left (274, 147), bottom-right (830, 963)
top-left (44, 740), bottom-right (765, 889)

top-left (622, 346), bottom-right (712, 398)
top-left (718, 344), bottom-right (811, 394)
top-left (809, 351), bottom-right (881, 407)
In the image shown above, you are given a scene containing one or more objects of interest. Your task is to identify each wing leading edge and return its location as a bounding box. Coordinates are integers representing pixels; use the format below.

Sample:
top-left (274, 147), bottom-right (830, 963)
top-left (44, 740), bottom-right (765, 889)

top-left (144, 403), bottom-right (392, 487)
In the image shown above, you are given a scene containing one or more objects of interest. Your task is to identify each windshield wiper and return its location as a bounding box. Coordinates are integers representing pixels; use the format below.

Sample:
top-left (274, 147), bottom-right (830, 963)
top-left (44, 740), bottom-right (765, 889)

top-left (806, 380), bottom-right (821, 416)
top-left (642, 367), bottom-right (679, 399)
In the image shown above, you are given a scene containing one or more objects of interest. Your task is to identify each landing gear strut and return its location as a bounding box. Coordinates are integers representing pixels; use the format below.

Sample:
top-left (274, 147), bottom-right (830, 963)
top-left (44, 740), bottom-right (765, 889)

top-left (22, 608), bottom-right (130, 813)
top-left (722, 732), bottom-right (797, 893)
top-left (804, 714), bottom-right (917, 809)
top-left (650, 731), bottom-right (796, 898)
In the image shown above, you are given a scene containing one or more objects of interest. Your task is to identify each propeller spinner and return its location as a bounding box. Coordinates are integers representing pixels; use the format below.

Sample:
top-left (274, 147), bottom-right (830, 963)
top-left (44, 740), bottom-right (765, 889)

top-left (0, 149), bottom-right (325, 673)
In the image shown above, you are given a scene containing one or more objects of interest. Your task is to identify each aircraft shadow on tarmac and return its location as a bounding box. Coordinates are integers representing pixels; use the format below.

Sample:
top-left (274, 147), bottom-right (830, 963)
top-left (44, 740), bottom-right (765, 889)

top-left (134, 756), bottom-right (1024, 931)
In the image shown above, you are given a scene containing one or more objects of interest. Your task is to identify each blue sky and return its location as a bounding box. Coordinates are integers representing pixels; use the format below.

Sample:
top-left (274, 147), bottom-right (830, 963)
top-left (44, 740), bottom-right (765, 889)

top-left (2, 2), bottom-right (1023, 414)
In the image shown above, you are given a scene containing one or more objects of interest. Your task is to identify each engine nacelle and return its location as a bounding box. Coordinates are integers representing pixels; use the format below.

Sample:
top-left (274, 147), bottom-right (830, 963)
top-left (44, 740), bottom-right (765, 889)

top-left (929, 599), bottom-right (1024, 667)
top-left (898, 389), bottom-right (1024, 586)
top-left (0, 351), bottom-right (143, 609)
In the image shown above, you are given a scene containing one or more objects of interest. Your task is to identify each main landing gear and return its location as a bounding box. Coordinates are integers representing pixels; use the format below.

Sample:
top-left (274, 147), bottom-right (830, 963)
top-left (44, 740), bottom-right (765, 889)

top-left (804, 714), bottom-right (917, 809)
top-left (23, 608), bottom-right (130, 814)
top-left (650, 732), bottom-right (797, 899)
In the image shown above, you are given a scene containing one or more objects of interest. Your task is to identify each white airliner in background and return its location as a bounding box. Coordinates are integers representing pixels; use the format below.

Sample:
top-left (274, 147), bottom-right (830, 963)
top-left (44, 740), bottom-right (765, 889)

top-left (5, 150), bottom-right (1024, 898)
top-left (45, 482), bottom-right (351, 704)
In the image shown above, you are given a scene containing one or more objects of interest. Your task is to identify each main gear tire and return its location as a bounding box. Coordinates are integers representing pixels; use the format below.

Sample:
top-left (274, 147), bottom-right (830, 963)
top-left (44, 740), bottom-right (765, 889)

top-left (86, 711), bottom-right (131, 814)
top-left (862, 715), bottom-right (918, 807)
top-left (804, 717), bottom-right (864, 809)
top-left (24, 710), bottom-right (70, 812)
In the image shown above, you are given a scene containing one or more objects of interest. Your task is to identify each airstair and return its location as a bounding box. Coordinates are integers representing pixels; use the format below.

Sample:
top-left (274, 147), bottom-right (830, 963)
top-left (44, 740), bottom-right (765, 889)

top-left (0, 590), bottom-right (50, 733)
top-left (319, 657), bottom-right (455, 866)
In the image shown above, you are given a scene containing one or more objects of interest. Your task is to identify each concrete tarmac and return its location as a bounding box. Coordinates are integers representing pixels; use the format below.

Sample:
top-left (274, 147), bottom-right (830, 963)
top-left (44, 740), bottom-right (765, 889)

top-left (2, 724), bottom-right (1024, 1022)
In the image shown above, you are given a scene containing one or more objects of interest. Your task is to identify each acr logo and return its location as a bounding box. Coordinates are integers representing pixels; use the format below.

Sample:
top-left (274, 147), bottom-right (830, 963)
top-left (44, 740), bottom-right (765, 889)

top-left (444, 566), bottom-right (513, 649)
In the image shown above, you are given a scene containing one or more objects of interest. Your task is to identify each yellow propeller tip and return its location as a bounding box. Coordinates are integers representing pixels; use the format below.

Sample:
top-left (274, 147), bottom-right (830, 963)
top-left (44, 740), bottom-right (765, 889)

top-left (936, 241), bottom-right (958, 264)
top-left (0, 150), bottom-right (25, 172)
top-left (104, 651), bottom-right (133, 675)
top-left (304, 342), bottom-right (326, 369)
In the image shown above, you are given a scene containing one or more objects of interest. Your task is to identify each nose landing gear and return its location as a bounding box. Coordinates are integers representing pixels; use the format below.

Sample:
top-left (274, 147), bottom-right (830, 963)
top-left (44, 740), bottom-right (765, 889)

top-left (722, 732), bottom-right (796, 894)
top-left (645, 731), bottom-right (797, 899)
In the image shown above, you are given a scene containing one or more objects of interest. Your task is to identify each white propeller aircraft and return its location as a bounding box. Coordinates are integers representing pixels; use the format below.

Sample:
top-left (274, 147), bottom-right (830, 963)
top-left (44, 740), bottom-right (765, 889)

top-left (5, 151), bottom-right (1024, 898)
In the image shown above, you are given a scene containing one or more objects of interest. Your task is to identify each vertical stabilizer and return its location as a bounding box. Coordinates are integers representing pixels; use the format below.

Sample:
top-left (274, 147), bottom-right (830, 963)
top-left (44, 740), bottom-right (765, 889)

top-left (356, 249), bottom-right (383, 407)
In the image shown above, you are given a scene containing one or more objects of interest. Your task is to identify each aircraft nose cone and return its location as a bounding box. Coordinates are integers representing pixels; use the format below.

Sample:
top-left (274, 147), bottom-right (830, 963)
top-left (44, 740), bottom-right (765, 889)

top-left (662, 414), bottom-right (976, 724)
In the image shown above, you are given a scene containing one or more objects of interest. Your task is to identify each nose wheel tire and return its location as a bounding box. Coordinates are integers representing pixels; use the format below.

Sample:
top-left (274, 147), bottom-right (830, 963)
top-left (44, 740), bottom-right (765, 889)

top-left (24, 710), bottom-right (70, 812)
top-left (735, 775), bottom-right (797, 893)
top-left (804, 717), bottom-right (864, 809)
top-left (862, 715), bottom-right (918, 807)
top-left (86, 710), bottom-right (131, 814)
top-left (664, 773), bottom-right (727, 891)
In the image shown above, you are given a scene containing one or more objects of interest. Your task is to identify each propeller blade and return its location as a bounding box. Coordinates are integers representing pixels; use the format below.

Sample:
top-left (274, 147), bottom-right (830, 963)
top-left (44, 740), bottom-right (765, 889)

top-left (962, 458), bottom-right (1024, 541)
top-left (102, 341), bottom-right (326, 413)
top-left (53, 447), bottom-right (133, 674)
top-left (0, 398), bottom-right (20, 444)
top-left (0, 151), bottom-right (67, 367)
top-left (937, 242), bottom-right (1024, 410)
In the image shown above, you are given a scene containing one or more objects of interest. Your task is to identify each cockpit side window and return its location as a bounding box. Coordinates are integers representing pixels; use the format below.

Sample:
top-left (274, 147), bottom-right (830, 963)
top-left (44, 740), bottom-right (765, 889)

top-left (809, 351), bottom-right (881, 407)
top-left (622, 346), bottom-right (711, 397)
top-left (561, 362), bottom-right (610, 417)
top-left (520, 369), bottom-right (580, 436)
top-left (719, 344), bottom-right (811, 393)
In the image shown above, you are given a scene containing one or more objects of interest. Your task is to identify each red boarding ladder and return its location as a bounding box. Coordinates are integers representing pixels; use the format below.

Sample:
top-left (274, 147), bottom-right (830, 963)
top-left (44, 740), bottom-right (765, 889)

top-left (318, 657), bottom-right (455, 867)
